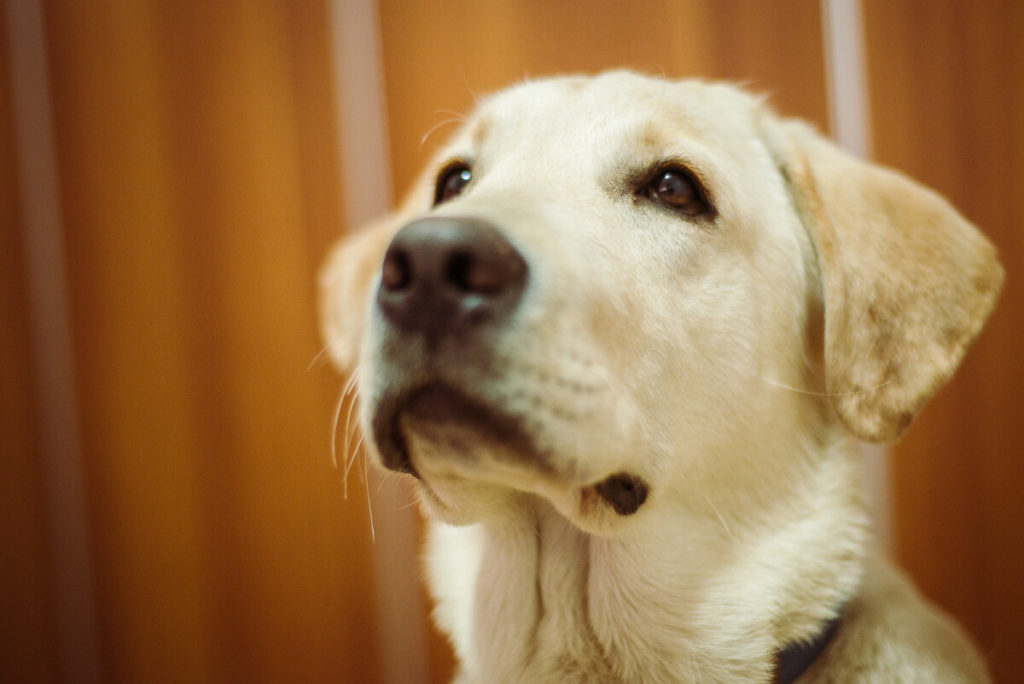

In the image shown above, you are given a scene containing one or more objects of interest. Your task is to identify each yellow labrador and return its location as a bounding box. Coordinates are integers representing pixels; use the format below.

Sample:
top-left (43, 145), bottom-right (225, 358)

top-left (321, 72), bottom-right (1002, 682)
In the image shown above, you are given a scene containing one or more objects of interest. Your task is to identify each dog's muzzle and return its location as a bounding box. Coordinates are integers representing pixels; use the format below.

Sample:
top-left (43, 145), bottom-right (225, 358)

top-left (370, 216), bottom-right (650, 516)
top-left (372, 216), bottom-right (530, 476)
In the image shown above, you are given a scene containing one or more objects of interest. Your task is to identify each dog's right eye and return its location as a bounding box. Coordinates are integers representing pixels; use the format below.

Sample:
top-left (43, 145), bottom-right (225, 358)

top-left (435, 163), bottom-right (472, 205)
top-left (639, 164), bottom-right (715, 218)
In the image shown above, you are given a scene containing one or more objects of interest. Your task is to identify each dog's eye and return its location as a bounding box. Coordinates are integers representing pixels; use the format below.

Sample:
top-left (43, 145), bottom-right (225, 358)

top-left (435, 163), bottom-right (472, 205)
top-left (645, 167), bottom-right (712, 217)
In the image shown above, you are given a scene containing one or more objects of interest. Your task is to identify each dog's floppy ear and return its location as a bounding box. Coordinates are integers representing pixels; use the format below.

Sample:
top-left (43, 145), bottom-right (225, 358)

top-left (319, 213), bottom-right (400, 370)
top-left (761, 116), bottom-right (1003, 443)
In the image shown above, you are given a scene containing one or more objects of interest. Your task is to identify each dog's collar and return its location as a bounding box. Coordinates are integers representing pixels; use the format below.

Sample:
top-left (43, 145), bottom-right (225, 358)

top-left (773, 612), bottom-right (842, 684)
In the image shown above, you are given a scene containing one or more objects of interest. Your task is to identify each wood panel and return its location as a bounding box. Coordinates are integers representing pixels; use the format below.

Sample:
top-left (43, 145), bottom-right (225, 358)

top-left (375, 2), bottom-right (829, 680)
top-left (0, 6), bottom-right (60, 680)
top-left (37, 1), bottom-right (379, 681)
top-left (863, 2), bottom-right (1024, 682)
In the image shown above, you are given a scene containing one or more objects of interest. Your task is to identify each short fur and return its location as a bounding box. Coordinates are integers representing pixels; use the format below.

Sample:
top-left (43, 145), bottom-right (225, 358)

top-left (321, 72), bottom-right (1002, 683)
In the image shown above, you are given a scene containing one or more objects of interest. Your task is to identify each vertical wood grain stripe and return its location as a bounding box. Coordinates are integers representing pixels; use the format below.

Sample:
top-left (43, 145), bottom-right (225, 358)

top-left (822, 0), bottom-right (873, 159)
top-left (4, 1), bottom-right (101, 681)
top-left (333, 0), bottom-right (394, 225)
top-left (330, 1), bottom-right (431, 682)
top-left (821, 0), bottom-right (890, 549)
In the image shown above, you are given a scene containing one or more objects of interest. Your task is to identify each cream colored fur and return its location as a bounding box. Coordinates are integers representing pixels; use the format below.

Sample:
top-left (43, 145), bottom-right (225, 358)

top-left (321, 72), bottom-right (1002, 682)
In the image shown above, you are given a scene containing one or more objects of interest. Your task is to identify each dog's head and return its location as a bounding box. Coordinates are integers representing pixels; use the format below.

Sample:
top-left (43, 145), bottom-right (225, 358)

top-left (322, 72), bottom-right (1002, 533)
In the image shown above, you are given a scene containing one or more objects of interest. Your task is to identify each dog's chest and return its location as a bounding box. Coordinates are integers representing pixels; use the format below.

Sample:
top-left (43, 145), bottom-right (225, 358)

top-left (432, 503), bottom-right (784, 683)
top-left (448, 505), bottom-right (649, 683)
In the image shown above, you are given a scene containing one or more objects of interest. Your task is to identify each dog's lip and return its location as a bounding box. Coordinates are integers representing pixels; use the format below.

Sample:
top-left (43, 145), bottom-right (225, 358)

top-left (371, 388), bottom-right (419, 476)
top-left (371, 384), bottom-right (651, 516)
top-left (371, 382), bottom-right (541, 477)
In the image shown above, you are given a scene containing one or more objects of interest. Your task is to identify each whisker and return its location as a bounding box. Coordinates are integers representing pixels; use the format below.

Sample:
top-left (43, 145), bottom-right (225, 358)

top-left (757, 376), bottom-right (893, 398)
top-left (397, 497), bottom-right (419, 511)
top-left (363, 447), bottom-right (376, 543)
top-left (342, 388), bottom-right (360, 493)
top-left (345, 434), bottom-right (363, 485)
top-left (459, 72), bottom-right (480, 105)
top-left (306, 346), bottom-right (330, 373)
top-left (342, 363), bottom-right (360, 396)
top-left (704, 494), bottom-right (733, 540)
top-left (332, 365), bottom-right (361, 499)
top-left (330, 391), bottom-right (345, 471)
top-left (720, 354), bottom-right (895, 399)
top-left (434, 108), bottom-right (467, 121)
top-left (420, 117), bottom-right (465, 148)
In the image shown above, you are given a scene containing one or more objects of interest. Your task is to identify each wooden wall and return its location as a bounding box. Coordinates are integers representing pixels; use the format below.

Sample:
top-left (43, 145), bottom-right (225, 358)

top-left (3, 0), bottom-right (1020, 682)
top-left (1, 5), bottom-right (59, 680)
top-left (5, 2), bottom-right (380, 682)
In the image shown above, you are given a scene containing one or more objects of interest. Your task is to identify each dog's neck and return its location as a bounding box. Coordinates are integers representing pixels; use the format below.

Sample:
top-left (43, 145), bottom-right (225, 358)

top-left (429, 439), bottom-right (867, 683)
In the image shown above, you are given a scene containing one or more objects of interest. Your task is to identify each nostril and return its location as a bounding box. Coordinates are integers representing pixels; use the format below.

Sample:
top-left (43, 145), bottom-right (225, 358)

top-left (446, 239), bottom-right (527, 297)
top-left (445, 250), bottom-right (505, 295)
top-left (381, 248), bottom-right (411, 291)
top-left (444, 251), bottom-right (473, 293)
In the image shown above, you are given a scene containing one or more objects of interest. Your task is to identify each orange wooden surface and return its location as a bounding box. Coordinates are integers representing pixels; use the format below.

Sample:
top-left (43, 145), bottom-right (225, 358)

top-left (0, 8), bottom-right (59, 680)
top-left (6, 1), bottom-right (380, 681)
top-left (863, 2), bottom-right (1024, 681)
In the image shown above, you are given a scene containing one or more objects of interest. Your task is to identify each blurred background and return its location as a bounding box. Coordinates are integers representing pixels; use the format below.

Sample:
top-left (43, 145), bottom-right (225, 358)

top-left (2, 0), bottom-right (1020, 682)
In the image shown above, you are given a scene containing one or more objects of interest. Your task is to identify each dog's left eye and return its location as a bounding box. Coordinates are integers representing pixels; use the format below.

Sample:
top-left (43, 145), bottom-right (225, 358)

top-left (435, 163), bottom-right (472, 205)
top-left (644, 167), bottom-right (712, 217)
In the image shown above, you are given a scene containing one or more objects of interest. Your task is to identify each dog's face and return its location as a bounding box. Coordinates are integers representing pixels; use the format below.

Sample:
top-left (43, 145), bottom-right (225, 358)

top-left (322, 72), bottom-right (1002, 534)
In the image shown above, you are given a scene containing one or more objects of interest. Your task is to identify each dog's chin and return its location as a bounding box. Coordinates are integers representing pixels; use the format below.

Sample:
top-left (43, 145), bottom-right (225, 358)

top-left (372, 382), bottom-right (544, 478)
top-left (412, 467), bottom-right (652, 535)
top-left (370, 383), bottom-right (651, 529)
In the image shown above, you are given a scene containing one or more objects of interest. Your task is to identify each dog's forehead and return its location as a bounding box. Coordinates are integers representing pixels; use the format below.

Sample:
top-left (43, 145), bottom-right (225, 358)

top-left (462, 73), bottom-right (759, 161)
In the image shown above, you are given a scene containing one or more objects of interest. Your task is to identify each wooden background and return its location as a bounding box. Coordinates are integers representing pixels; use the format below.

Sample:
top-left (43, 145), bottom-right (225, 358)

top-left (3, 1), bottom-right (1020, 682)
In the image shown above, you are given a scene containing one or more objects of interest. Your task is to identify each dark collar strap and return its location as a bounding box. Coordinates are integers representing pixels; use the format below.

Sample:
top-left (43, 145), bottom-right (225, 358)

top-left (774, 612), bottom-right (842, 684)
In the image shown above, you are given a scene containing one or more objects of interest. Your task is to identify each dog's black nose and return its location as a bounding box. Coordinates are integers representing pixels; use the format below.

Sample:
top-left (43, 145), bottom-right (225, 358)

top-left (377, 217), bottom-right (527, 340)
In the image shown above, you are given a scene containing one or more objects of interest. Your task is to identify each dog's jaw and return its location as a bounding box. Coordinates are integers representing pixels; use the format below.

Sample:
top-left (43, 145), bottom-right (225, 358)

top-left (370, 378), bottom-right (655, 526)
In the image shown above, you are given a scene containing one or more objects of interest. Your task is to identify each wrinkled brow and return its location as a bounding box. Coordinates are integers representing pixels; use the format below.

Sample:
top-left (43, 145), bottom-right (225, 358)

top-left (469, 115), bottom-right (490, 149)
top-left (607, 119), bottom-right (686, 173)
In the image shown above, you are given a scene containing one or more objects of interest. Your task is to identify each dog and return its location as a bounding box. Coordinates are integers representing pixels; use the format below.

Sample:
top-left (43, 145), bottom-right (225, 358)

top-left (321, 71), bottom-right (1002, 682)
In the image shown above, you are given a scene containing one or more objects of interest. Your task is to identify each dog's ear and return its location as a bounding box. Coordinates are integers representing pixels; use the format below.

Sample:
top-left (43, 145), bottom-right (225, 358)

top-left (760, 116), bottom-right (1003, 442)
top-left (319, 213), bottom-right (400, 370)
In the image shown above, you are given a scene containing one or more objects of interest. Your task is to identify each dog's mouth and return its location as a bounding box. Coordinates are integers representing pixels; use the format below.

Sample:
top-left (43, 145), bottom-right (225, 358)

top-left (370, 382), bottom-right (649, 516)
top-left (371, 382), bottom-right (540, 478)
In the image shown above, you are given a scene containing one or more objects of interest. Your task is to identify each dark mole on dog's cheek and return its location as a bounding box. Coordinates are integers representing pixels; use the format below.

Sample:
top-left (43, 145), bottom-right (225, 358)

top-left (591, 472), bottom-right (649, 515)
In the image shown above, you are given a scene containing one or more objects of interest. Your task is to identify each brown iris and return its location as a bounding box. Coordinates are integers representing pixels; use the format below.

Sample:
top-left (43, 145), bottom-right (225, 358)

top-left (645, 166), bottom-right (711, 217)
top-left (435, 163), bottom-right (472, 205)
